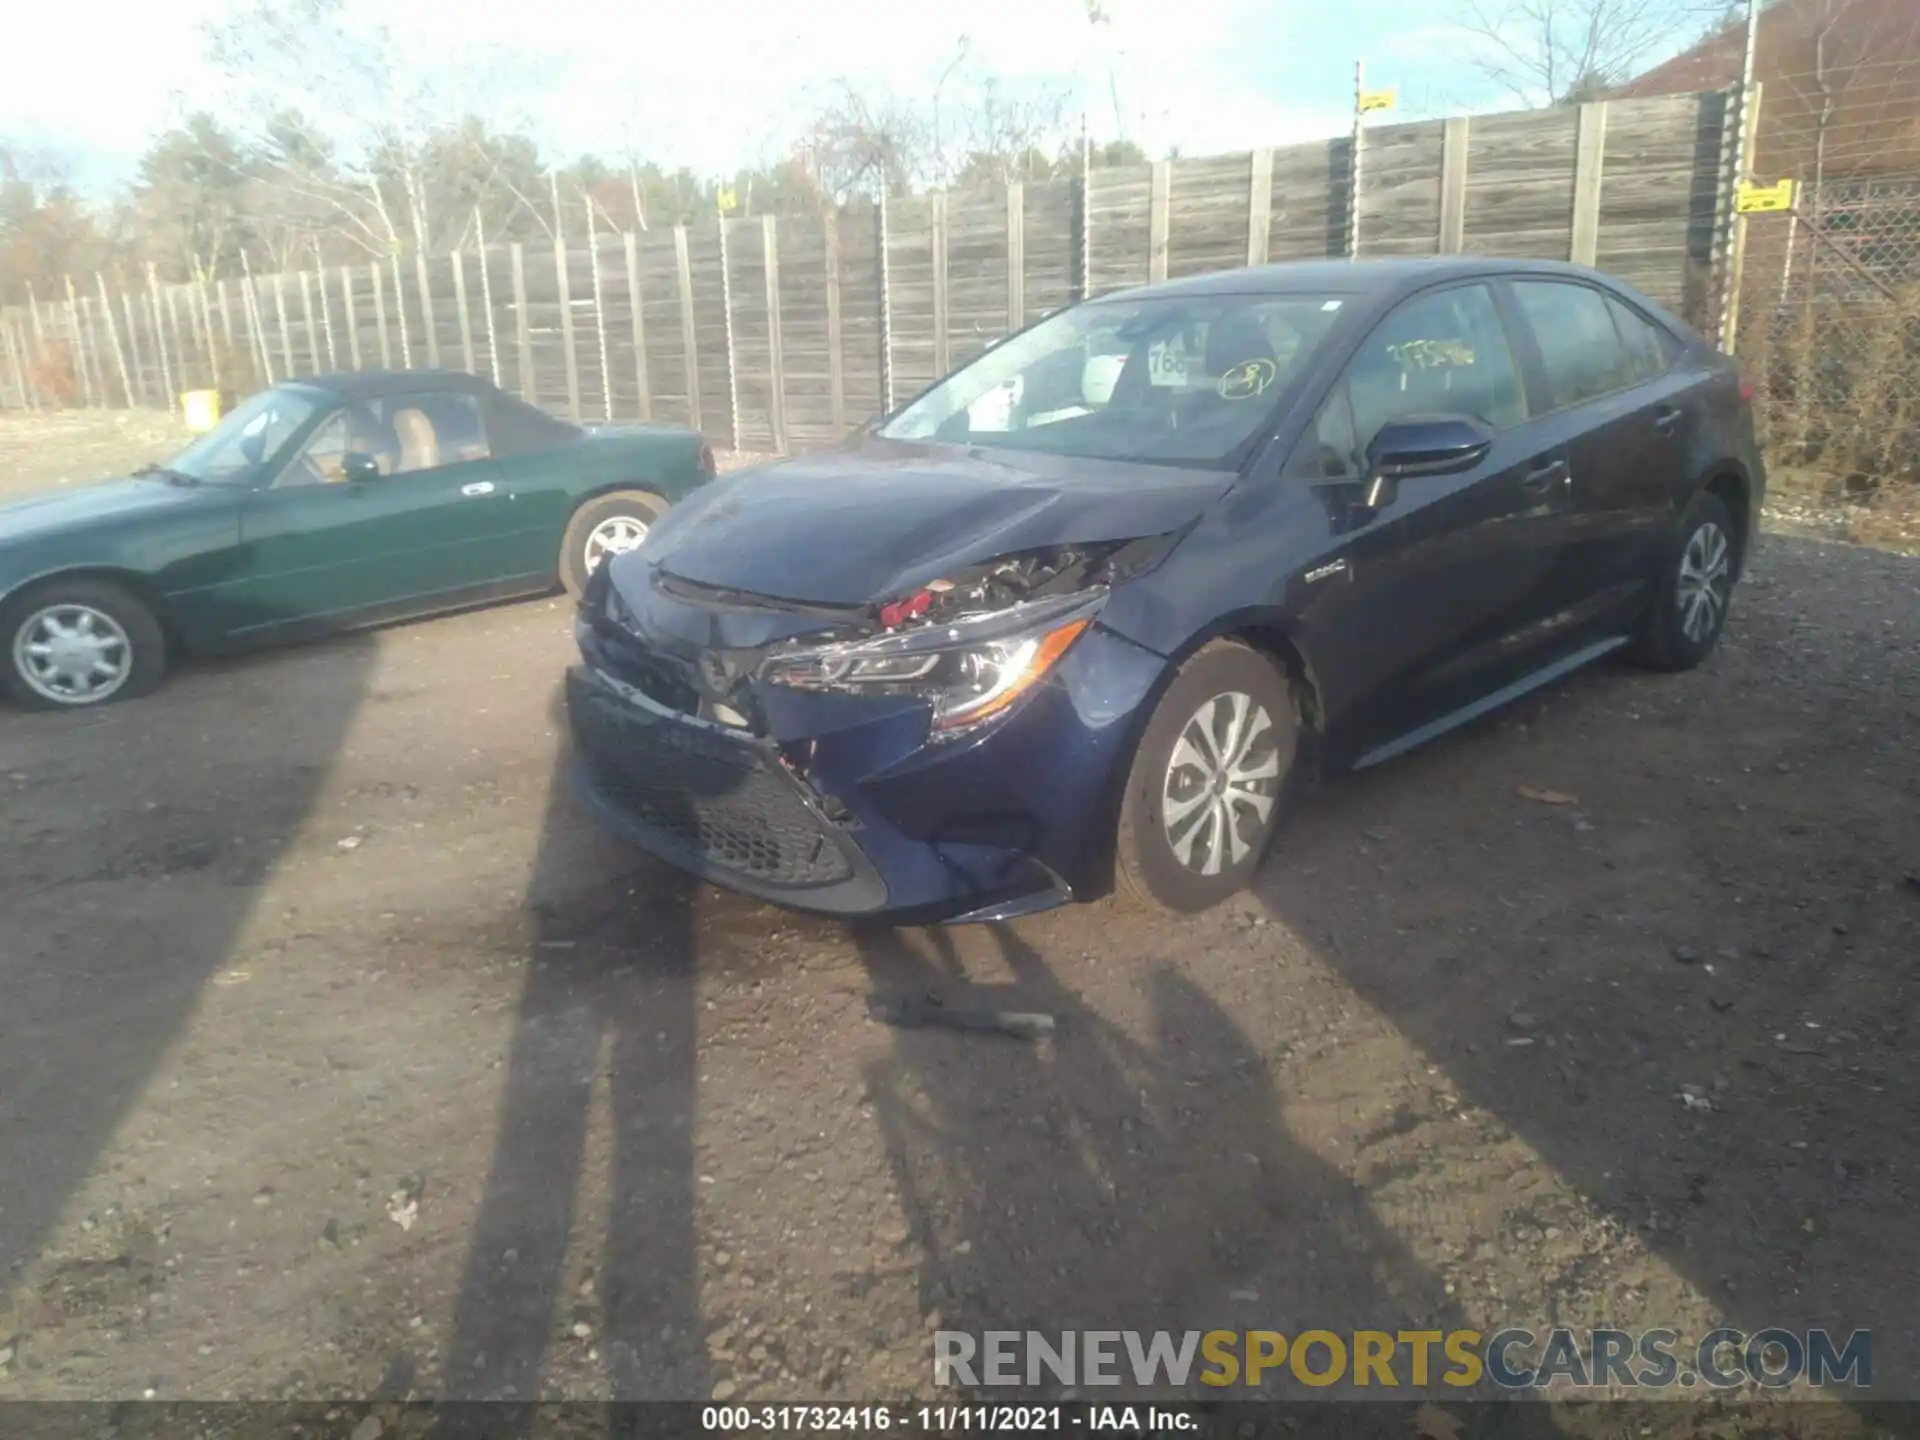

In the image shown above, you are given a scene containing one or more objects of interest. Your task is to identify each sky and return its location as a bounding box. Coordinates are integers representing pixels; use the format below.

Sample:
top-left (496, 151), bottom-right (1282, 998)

top-left (0, 0), bottom-right (1690, 199)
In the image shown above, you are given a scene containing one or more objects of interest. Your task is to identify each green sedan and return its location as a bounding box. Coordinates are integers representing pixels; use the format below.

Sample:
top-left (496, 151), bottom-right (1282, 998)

top-left (0, 371), bottom-right (716, 710)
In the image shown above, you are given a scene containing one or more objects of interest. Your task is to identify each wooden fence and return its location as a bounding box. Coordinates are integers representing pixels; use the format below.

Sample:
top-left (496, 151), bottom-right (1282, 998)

top-left (0, 89), bottom-right (1738, 451)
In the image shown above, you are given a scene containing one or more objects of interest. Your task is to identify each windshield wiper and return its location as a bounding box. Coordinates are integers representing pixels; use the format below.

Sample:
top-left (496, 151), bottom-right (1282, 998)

top-left (134, 462), bottom-right (199, 486)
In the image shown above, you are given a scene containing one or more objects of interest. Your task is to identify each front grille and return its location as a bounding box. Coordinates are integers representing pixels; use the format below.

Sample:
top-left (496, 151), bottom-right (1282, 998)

top-left (571, 683), bottom-right (855, 888)
top-left (590, 625), bottom-right (703, 716)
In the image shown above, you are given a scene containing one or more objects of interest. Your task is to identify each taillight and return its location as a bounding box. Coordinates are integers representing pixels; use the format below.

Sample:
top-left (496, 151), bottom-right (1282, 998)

top-left (697, 442), bottom-right (717, 476)
top-left (1738, 378), bottom-right (1756, 403)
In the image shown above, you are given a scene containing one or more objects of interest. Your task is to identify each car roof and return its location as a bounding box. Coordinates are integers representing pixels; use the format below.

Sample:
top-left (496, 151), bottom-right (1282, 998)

top-left (285, 369), bottom-right (505, 402)
top-left (1097, 256), bottom-right (1627, 302)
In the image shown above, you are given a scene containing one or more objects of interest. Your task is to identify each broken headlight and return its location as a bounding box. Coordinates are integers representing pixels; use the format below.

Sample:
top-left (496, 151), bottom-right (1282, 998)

top-left (758, 589), bottom-right (1105, 738)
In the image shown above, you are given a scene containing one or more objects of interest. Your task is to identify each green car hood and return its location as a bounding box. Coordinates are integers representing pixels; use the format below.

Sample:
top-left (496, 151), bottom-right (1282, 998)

top-left (0, 476), bottom-right (207, 544)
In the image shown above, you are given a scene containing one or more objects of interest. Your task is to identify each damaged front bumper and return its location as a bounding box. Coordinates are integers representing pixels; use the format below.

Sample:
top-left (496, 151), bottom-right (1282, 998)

top-left (564, 565), bottom-right (1171, 923)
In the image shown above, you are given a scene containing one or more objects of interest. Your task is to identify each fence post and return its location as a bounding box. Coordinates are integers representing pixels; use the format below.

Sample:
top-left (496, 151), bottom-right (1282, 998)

top-left (823, 210), bottom-right (846, 436)
top-left (1716, 82), bottom-right (1765, 355)
top-left (267, 273), bottom-right (292, 377)
top-left (673, 225), bottom-right (703, 433)
top-left (717, 217), bottom-right (740, 449)
top-left (1077, 139), bottom-right (1091, 301)
top-left (195, 279), bottom-right (221, 385)
top-left (1347, 59), bottom-right (1366, 257)
top-left (310, 244), bottom-right (336, 371)
top-left (554, 236), bottom-right (582, 421)
top-left (587, 232), bottom-right (612, 422)
top-left (163, 285), bottom-right (194, 390)
top-left (215, 278), bottom-right (235, 355)
top-left (1007, 182), bottom-right (1026, 328)
top-left (240, 256), bottom-right (272, 386)
top-left (510, 243), bottom-right (534, 401)
top-left (370, 262), bottom-right (394, 370)
top-left (477, 246), bottom-right (502, 387)
top-left (147, 265), bottom-right (176, 409)
top-left (1148, 162), bottom-right (1172, 283)
top-left (1438, 118), bottom-right (1471, 254)
top-left (414, 250), bottom-right (440, 368)
top-left (877, 191), bottom-right (894, 411)
top-left (25, 284), bottom-right (47, 356)
top-left (451, 250), bottom-right (476, 375)
top-left (388, 251), bottom-right (412, 367)
top-left (761, 214), bottom-right (788, 453)
top-left (2, 317), bottom-right (33, 410)
top-left (95, 274), bottom-right (134, 406)
top-left (1569, 102), bottom-right (1609, 267)
top-left (623, 231), bottom-right (652, 420)
top-left (338, 268), bottom-right (363, 370)
top-left (930, 193), bottom-right (950, 379)
top-left (120, 291), bottom-right (149, 403)
top-left (299, 271), bottom-right (321, 376)
top-left (1247, 150), bottom-right (1273, 267)
top-left (65, 278), bottom-right (97, 407)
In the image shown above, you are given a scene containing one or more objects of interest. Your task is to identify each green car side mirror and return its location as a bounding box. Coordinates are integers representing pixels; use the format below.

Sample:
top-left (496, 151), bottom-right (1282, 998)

top-left (341, 452), bottom-right (382, 484)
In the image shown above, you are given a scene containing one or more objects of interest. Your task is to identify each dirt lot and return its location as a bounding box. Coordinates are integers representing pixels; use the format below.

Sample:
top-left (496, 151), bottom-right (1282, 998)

top-left (1, 412), bottom-right (1918, 1424)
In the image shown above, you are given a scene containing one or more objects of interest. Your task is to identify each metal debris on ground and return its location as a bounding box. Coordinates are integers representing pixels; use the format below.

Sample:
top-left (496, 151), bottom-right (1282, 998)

top-left (1516, 786), bottom-right (1578, 806)
top-left (869, 994), bottom-right (1056, 1040)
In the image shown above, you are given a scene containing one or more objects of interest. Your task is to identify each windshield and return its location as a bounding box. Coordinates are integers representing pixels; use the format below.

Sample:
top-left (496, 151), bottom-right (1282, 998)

top-left (878, 292), bottom-right (1350, 467)
top-left (167, 386), bottom-right (324, 484)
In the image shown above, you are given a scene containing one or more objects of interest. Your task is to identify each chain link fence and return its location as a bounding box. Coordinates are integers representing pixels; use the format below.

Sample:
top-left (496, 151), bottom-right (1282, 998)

top-left (1733, 43), bottom-right (1920, 491)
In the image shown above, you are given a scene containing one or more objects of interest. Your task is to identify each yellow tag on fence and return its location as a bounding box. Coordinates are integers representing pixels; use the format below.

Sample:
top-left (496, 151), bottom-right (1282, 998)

top-left (1736, 178), bottom-right (1795, 214)
top-left (181, 389), bottom-right (221, 433)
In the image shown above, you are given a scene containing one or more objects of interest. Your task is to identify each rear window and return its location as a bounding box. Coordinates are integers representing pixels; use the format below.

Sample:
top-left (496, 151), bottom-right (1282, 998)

top-left (1511, 280), bottom-right (1634, 409)
top-left (1606, 296), bottom-right (1677, 383)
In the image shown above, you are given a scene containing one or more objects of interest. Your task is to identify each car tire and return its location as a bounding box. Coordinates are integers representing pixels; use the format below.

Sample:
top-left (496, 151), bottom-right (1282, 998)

top-left (1114, 639), bottom-right (1300, 913)
top-left (2, 577), bottom-right (168, 712)
top-left (560, 489), bottom-right (669, 600)
top-left (1625, 490), bottom-right (1739, 673)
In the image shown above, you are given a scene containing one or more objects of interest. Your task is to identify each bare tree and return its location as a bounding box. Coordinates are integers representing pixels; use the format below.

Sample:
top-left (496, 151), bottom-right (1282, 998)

top-left (793, 82), bottom-right (933, 204)
top-left (204, 0), bottom-right (547, 257)
top-left (1454, 0), bottom-right (1715, 105)
top-left (956, 77), bottom-right (1074, 186)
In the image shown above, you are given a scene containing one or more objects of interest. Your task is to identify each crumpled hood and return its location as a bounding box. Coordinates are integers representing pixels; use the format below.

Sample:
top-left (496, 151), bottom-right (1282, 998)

top-left (635, 437), bottom-right (1231, 606)
top-left (0, 476), bottom-right (201, 543)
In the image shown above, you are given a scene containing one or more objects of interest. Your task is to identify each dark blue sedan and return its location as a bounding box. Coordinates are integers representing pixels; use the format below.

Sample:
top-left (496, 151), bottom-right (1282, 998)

top-left (566, 258), bottom-right (1764, 923)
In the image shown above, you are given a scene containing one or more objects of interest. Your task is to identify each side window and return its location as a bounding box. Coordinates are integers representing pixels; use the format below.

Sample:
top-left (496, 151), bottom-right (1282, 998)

top-left (371, 392), bottom-right (490, 476)
top-left (1334, 284), bottom-right (1527, 472)
top-left (279, 412), bottom-right (349, 488)
top-left (1605, 296), bottom-right (1674, 383)
top-left (1285, 388), bottom-right (1362, 481)
top-left (1512, 281), bottom-right (1635, 408)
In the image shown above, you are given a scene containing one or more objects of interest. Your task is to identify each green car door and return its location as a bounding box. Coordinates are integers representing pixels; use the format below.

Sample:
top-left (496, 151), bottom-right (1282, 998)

top-left (234, 388), bottom-right (527, 637)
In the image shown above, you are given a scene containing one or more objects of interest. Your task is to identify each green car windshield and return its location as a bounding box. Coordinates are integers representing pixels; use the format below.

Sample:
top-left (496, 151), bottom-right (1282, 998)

top-left (166, 386), bottom-right (323, 484)
top-left (877, 292), bottom-right (1350, 468)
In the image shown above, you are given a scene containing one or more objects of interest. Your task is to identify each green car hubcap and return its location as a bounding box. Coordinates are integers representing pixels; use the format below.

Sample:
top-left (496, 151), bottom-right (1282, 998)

top-left (13, 603), bottom-right (134, 705)
top-left (584, 516), bottom-right (649, 576)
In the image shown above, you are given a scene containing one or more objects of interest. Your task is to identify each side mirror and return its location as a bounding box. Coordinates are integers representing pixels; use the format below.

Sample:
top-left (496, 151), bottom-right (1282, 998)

top-left (341, 452), bottom-right (382, 484)
top-left (1361, 415), bottom-right (1494, 510)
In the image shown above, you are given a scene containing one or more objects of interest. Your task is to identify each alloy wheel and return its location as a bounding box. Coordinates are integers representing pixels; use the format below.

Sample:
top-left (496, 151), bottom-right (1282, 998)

top-left (12, 603), bottom-right (134, 705)
top-left (584, 515), bottom-right (650, 576)
top-left (1676, 520), bottom-right (1732, 645)
top-left (1162, 690), bottom-right (1284, 876)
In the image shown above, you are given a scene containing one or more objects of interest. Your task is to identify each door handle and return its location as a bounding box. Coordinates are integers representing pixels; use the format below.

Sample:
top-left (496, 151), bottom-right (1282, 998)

top-left (1653, 405), bottom-right (1683, 434)
top-left (1522, 458), bottom-right (1570, 491)
top-left (461, 481), bottom-right (496, 497)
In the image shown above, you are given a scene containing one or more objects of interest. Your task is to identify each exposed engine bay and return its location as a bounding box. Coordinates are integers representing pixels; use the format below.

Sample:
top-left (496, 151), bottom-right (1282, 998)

top-left (868, 533), bottom-right (1176, 635)
top-left (585, 530), bottom-right (1182, 743)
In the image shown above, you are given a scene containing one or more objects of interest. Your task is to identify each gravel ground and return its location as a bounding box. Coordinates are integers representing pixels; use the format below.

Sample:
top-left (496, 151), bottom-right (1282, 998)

top-left (0, 412), bottom-right (1917, 1431)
